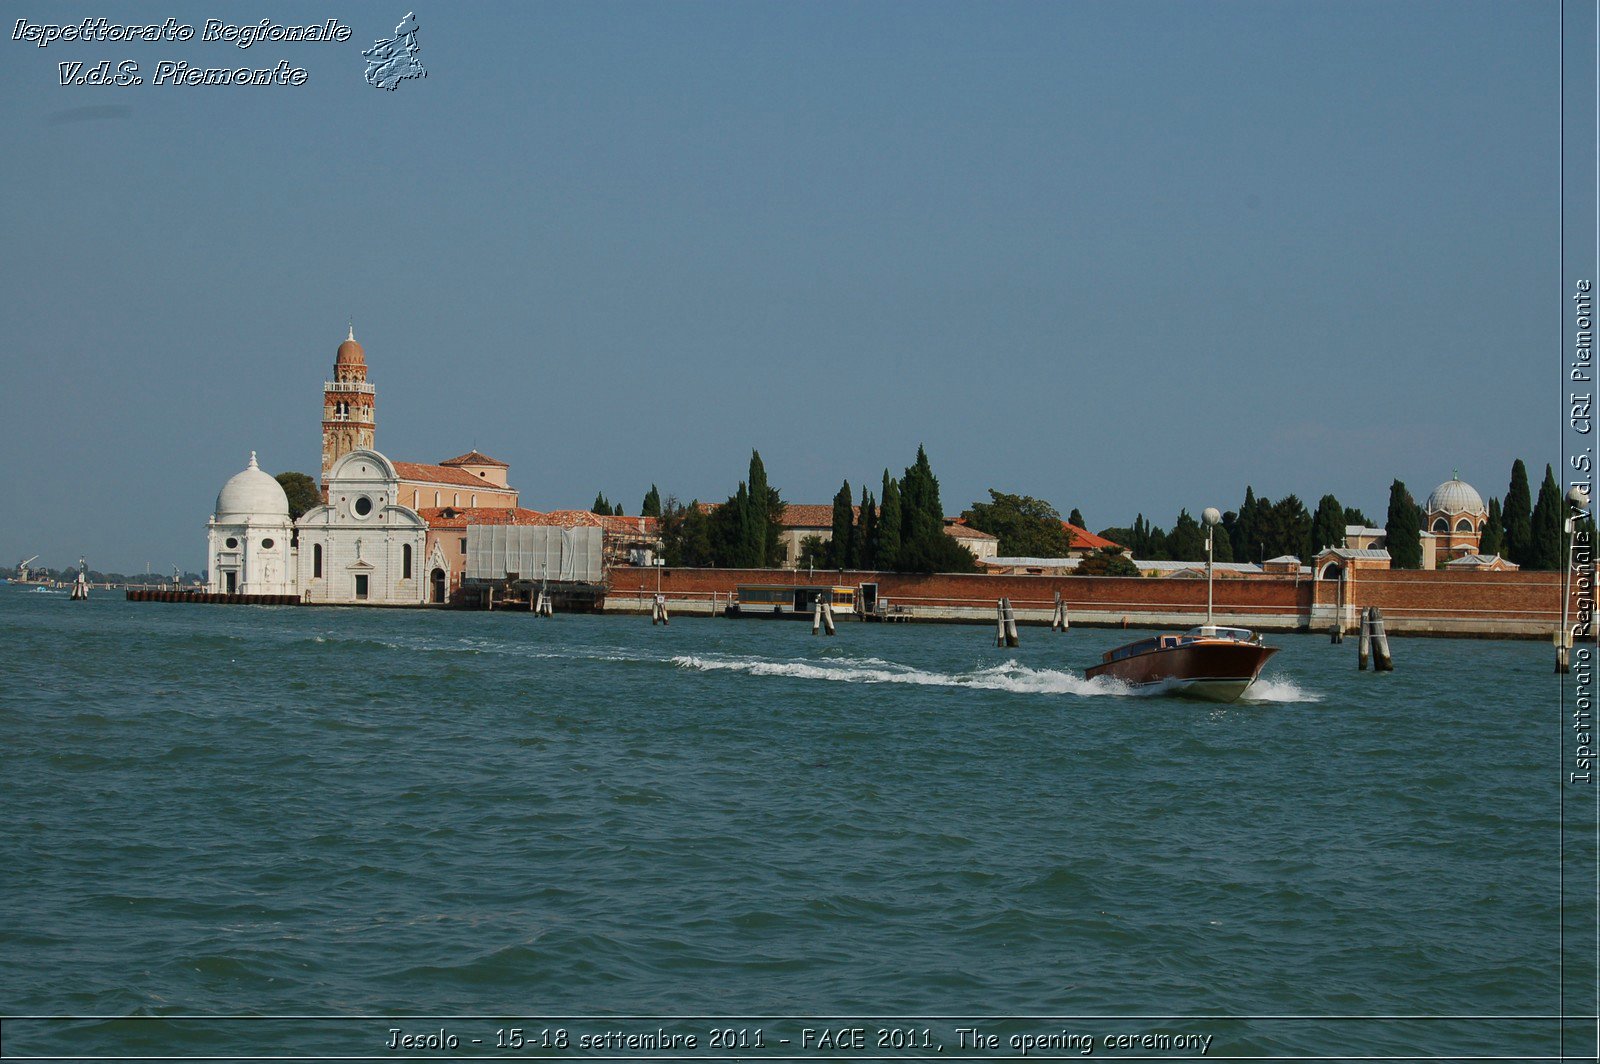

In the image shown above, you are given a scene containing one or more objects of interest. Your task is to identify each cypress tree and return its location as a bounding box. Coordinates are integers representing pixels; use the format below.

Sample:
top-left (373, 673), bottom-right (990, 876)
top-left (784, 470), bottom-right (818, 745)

top-left (641, 485), bottom-right (661, 518)
top-left (1310, 494), bottom-right (1345, 557)
top-left (1528, 464), bottom-right (1564, 571)
top-left (877, 472), bottom-right (902, 570)
top-left (830, 481), bottom-right (854, 569)
top-left (592, 491), bottom-right (610, 514)
top-left (858, 486), bottom-right (877, 570)
top-left (1385, 480), bottom-right (1423, 569)
top-left (746, 452), bottom-right (770, 567)
top-left (1479, 498), bottom-right (1504, 557)
top-left (1068, 508), bottom-right (1086, 529)
top-left (1233, 487), bottom-right (1258, 563)
top-left (1503, 459), bottom-right (1533, 565)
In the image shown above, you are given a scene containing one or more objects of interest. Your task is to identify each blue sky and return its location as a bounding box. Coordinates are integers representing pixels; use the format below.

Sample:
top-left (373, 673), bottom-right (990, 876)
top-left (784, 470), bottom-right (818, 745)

top-left (0, 1), bottom-right (1574, 572)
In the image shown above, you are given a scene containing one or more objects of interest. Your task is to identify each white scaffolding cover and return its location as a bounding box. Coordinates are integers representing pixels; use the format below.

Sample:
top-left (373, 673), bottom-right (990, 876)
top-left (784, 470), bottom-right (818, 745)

top-left (466, 525), bottom-right (603, 583)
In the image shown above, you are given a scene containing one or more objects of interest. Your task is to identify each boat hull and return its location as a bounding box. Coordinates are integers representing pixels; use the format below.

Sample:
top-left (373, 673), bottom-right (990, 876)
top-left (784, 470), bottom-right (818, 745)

top-left (1085, 642), bottom-right (1279, 703)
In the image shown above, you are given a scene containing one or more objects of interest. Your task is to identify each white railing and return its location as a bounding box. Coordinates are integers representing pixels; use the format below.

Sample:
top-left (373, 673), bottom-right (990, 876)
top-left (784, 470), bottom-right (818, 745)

top-left (324, 380), bottom-right (376, 394)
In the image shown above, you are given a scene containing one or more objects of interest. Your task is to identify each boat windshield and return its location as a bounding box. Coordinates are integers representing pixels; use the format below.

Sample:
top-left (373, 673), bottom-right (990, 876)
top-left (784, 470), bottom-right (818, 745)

top-left (1181, 626), bottom-right (1257, 643)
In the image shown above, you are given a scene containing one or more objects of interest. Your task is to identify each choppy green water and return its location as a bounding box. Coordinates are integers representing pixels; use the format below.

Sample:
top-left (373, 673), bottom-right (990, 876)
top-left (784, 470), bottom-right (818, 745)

top-left (0, 587), bottom-right (1586, 1060)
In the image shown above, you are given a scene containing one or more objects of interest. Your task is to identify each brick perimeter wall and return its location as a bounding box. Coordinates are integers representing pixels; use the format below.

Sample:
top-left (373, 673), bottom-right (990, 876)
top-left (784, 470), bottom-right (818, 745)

top-left (603, 566), bottom-right (1578, 637)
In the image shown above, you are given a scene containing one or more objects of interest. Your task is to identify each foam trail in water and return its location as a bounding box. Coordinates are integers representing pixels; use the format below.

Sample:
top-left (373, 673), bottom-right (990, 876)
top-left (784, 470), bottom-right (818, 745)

top-left (1239, 674), bottom-right (1320, 703)
top-left (671, 654), bottom-right (1129, 697)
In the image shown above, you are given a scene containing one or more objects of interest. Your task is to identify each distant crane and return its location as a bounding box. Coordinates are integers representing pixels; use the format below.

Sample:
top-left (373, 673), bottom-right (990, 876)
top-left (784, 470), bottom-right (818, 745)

top-left (16, 555), bottom-right (39, 582)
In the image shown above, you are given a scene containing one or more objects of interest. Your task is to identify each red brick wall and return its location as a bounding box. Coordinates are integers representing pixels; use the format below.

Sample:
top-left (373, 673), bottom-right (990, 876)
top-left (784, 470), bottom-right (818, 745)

top-left (603, 565), bottom-right (1581, 631)
top-left (604, 567), bottom-right (1308, 618)
top-left (1352, 568), bottom-right (1565, 623)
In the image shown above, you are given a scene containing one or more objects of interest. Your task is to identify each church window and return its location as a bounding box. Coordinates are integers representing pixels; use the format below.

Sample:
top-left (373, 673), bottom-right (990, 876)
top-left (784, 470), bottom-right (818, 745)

top-left (403, 544), bottom-right (413, 579)
top-left (1431, 517), bottom-right (1448, 533)
top-left (471, 494), bottom-right (477, 507)
top-left (413, 490), bottom-right (419, 507)
top-left (225, 537), bottom-right (238, 549)
top-left (261, 539), bottom-right (274, 550)
top-left (354, 496), bottom-right (373, 517)
top-left (313, 543), bottom-right (323, 578)
top-left (1455, 518), bottom-right (1473, 533)
top-left (453, 493), bottom-right (460, 506)
top-left (434, 491), bottom-right (440, 506)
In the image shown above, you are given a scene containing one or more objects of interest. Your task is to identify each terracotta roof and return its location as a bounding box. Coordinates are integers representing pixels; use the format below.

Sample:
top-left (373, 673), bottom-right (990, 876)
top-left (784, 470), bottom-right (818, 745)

top-left (1062, 522), bottom-right (1123, 551)
top-left (417, 507), bottom-right (658, 535)
top-left (440, 450), bottom-right (509, 468)
top-left (779, 504), bottom-right (858, 528)
top-left (394, 462), bottom-right (514, 489)
top-left (943, 523), bottom-right (997, 540)
top-left (417, 506), bottom-right (546, 530)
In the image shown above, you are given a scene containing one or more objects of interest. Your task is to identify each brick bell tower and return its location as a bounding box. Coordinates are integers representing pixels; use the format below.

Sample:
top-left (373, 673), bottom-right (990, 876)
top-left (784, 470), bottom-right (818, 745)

top-left (321, 324), bottom-right (376, 496)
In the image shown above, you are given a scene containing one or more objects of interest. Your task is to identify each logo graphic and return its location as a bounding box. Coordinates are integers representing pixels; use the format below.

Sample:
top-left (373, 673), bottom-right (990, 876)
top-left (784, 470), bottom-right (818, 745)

top-left (363, 12), bottom-right (425, 90)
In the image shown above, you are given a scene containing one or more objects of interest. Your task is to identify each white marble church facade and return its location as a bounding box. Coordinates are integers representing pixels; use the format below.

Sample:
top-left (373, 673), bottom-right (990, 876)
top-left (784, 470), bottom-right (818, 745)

top-left (206, 448), bottom-right (427, 605)
top-left (296, 449), bottom-right (427, 605)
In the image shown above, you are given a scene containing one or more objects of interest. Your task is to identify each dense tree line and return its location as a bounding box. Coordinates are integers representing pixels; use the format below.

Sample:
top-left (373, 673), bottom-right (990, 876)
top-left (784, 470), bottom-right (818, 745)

top-left (657, 452), bottom-right (784, 568)
top-left (647, 448), bottom-right (1589, 575)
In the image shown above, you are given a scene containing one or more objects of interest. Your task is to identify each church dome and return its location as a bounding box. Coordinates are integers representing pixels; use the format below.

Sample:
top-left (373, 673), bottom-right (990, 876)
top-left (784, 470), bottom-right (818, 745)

top-left (335, 325), bottom-right (364, 366)
top-left (1425, 475), bottom-right (1485, 516)
top-left (216, 452), bottom-right (289, 520)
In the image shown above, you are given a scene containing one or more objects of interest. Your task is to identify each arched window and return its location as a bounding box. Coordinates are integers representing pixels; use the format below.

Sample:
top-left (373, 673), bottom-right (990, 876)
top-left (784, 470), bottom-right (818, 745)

top-left (1321, 562), bottom-right (1342, 581)
top-left (413, 490), bottom-right (419, 507)
top-left (434, 491), bottom-right (440, 506)
top-left (1455, 518), bottom-right (1474, 533)
top-left (453, 493), bottom-right (460, 506)
top-left (313, 543), bottom-right (323, 578)
top-left (403, 543), bottom-right (413, 579)
top-left (1432, 517), bottom-right (1448, 533)
top-left (471, 494), bottom-right (477, 507)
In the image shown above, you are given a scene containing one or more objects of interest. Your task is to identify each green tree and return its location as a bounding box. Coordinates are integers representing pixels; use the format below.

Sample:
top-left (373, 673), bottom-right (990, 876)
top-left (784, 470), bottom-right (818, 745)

top-left (829, 481), bottom-right (856, 569)
top-left (1255, 494), bottom-right (1310, 561)
top-left (1310, 494), bottom-right (1345, 557)
top-left (1077, 547), bottom-right (1140, 577)
top-left (961, 490), bottom-right (1075, 557)
top-left (1479, 497), bottom-right (1504, 556)
top-left (1528, 464), bottom-right (1564, 571)
top-left (592, 491), bottom-right (611, 515)
top-left (641, 485), bottom-right (661, 518)
top-left (1068, 507), bottom-right (1086, 529)
top-left (1211, 521), bottom-right (1235, 562)
top-left (745, 452), bottom-right (773, 567)
top-left (877, 472), bottom-right (902, 570)
top-left (1167, 509), bottom-right (1207, 562)
top-left (275, 472), bottom-right (320, 521)
top-left (858, 486), bottom-right (877, 569)
top-left (660, 498), bottom-right (715, 567)
top-left (797, 534), bottom-right (828, 570)
top-left (1343, 506), bottom-right (1373, 528)
top-left (1385, 480), bottom-right (1423, 569)
top-left (1232, 487), bottom-right (1260, 563)
top-left (1503, 459), bottom-right (1534, 565)
top-left (893, 446), bottom-right (977, 573)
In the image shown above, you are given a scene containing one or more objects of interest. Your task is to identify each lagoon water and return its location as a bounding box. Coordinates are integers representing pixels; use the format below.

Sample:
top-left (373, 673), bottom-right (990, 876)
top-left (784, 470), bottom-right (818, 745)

top-left (0, 587), bottom-right (1573, 1059)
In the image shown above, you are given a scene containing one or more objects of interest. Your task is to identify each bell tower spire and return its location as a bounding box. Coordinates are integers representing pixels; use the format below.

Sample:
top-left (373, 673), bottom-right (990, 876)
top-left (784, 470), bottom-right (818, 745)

top-left (321, 326), bottom-right (376, 494)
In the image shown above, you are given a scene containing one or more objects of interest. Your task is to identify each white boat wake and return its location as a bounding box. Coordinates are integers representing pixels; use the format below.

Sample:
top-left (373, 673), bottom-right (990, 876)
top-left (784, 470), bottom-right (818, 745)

top-left (672, 653), bottom-right (1130, 697)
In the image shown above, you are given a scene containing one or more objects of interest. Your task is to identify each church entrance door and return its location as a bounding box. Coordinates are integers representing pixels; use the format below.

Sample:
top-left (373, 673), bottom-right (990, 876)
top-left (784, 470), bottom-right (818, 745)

top-left (431, 568), bottom-right (446, 604)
